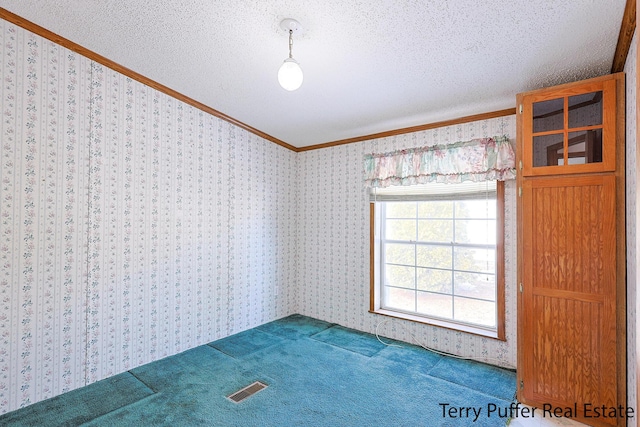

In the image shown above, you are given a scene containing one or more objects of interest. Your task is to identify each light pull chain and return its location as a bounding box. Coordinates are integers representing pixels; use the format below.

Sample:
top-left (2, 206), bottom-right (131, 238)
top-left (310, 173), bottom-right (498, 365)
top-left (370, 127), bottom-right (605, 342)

top-left (288, 29), bottom-right (294, 59)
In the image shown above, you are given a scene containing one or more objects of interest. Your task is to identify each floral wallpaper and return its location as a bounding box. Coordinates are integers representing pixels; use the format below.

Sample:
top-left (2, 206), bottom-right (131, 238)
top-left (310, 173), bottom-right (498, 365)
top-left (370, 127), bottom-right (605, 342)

top-left (0, 21), bottom-right (92, 412)
top-left (624, 29), bottom-right (637, 427)
top-left (296, 117), bottom-right (518, 368)
top-left (0, 20), bottom-right (297, 414)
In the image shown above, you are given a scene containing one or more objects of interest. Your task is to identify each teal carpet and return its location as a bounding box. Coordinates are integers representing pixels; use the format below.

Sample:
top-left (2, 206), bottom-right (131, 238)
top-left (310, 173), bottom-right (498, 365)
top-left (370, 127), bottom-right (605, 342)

top-left (0, 315), bottom-right (516, 426)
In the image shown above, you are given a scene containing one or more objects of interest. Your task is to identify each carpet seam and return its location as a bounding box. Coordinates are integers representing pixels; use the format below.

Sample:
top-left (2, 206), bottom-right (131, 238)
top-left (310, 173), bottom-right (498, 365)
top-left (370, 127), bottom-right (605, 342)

top-left (425, 373), bottom-right (517, 402)
top-left (255, 321), bottom-right (334, 339)
top-left (206, 343), bottom-right (242, 359)
top-left (208, 333), bottom-right (286, 359)
top-left (76, 392), bottom-right (162, 427)
top-left (425, 355), bottom-right (444, 375)
top-left (127, 369), bottom-right (160, 394)
top-left (308, 325), bottom-right (385, 357)
top-left (306, 338), bottom-right (383, 357)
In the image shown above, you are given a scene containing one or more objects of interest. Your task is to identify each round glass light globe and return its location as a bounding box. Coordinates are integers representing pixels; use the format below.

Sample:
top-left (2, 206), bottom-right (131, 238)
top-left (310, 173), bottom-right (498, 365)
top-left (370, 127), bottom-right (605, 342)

top-left (278, 58), bottom-right (303, 91)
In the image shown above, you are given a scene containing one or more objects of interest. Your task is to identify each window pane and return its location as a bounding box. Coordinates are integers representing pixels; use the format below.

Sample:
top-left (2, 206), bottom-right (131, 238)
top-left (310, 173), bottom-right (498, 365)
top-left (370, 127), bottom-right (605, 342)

top-left (418, 220), bottom-right (453, 243)
top-left (385, 265), bottom-right (415, 289)
top-left (533, 133), bottom-right (564, 167)
top-left (565, 129), bottom-right (602, 165)
top-left (386, 202), bottom-right (416, 218)
top-left (384, 287), bottom-right (415, 311)
top-left (385, 219), bottom-right (415, 241)
top-left (417, 267), bottom-right (452, 293)
top-left (417, 292), bottom-right (452, 319)
top-left (454, 272), bottom-right (495, 300)
top-left (455, 199), bottom-right (496, 219)
top-left (568, 91), bottom-right (602, 128)
top-left (533, 97), bottom-right (564, 133)
top-left (418, 201), bottom-right (453, 218)
top-left (454, 297), bottom-right (496, 328)
top-left (455, 220), bottom-right (496, 245)
top-left (416, 245), bottom-right (452, 269)
top-left (454, 247), bottom-right (495, 274)
top-left (376, 187), bottom-right (500, 332)
top-left (385, 243), bottom-right (414, 266)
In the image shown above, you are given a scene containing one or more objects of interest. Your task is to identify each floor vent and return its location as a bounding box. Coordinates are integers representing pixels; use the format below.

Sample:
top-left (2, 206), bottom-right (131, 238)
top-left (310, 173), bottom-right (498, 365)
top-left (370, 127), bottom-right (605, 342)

top-left (227, 381), bottom-right (268, 403)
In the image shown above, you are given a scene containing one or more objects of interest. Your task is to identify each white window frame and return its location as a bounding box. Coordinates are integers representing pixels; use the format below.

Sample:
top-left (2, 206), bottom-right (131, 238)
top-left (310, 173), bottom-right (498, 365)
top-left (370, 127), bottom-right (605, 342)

top-left (370, 181), bottom-right (505, 340)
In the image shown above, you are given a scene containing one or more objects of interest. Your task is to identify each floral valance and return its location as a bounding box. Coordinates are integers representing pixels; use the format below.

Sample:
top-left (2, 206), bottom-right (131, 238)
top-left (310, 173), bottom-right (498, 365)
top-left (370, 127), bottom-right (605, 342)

top-left (364, 135), bottom-right (516, 188)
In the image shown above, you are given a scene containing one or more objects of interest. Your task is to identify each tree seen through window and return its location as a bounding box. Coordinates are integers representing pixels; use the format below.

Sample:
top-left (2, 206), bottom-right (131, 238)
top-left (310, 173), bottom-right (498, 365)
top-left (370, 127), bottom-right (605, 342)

top-left (381, 197), bottom-right (497, 328)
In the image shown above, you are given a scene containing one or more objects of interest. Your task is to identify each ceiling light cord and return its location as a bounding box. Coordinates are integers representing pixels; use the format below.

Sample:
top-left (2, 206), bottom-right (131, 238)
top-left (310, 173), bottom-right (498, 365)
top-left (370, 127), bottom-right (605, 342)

top-left (288, 29), bottom-right (294, 59)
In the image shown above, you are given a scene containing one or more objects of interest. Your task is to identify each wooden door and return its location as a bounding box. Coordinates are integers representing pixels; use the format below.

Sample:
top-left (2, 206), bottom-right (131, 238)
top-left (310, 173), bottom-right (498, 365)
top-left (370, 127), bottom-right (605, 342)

top-left (520, 175), bottom-right (618, 425)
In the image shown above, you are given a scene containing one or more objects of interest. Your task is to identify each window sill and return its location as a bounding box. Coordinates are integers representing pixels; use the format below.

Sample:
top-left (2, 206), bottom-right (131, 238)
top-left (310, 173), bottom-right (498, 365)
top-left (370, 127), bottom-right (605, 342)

top-left (369, 308), bottom-right (505, 341)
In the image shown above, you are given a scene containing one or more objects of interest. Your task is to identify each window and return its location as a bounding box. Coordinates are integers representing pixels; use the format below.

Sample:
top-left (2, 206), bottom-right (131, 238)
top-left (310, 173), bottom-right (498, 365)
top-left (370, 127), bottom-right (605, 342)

top-left (370, 181), bottom-right (505, 339)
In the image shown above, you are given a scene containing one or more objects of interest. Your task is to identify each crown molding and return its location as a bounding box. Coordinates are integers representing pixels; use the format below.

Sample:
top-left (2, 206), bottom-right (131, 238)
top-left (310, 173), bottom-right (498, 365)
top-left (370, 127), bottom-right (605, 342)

top-left (611, 0), bottom-right (636, 73)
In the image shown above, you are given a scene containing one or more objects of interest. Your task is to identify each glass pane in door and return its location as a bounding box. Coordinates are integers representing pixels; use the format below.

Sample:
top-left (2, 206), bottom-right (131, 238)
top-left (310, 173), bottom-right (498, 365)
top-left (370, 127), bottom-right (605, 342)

top-left (568, 91), bottom-right (602, 128)
top-left (533, 97), bottom-right (564, 133)
top-left (566, 129), bottom-right (603, 164)
top-left (533, 133), bottom-right (564, 167)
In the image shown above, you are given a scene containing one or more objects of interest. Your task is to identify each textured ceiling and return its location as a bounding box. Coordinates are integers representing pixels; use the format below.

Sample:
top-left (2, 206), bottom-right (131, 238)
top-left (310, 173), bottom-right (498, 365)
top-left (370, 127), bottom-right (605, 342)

top-left (0, 0), bottom-right (627, 147)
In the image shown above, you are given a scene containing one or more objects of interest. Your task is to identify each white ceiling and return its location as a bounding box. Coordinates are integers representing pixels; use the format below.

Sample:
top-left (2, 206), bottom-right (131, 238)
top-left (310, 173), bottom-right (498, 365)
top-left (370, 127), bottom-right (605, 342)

top-left (0, 1), bottom-right (628, 147)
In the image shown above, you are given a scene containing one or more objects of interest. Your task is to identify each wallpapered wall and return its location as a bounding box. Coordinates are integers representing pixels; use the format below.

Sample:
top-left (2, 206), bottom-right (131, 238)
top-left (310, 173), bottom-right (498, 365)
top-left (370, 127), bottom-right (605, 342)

top-left (297, 117), bottom-right (518, 368)
top-left (0, 21), bottom-right (297, 414)
top-left (0, 22), bottom-right (92, 413)
top-left (624, 29), bottom-right (638, 427)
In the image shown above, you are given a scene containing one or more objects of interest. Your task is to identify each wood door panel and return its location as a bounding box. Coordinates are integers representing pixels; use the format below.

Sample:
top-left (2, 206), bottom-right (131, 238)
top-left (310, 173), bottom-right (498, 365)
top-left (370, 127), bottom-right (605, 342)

top-left (528, 179), bottom-right (613, 295)
top-left (529, 295), bottom-right (615, 405)
top-left (521, 175), bottom-right (617, 425)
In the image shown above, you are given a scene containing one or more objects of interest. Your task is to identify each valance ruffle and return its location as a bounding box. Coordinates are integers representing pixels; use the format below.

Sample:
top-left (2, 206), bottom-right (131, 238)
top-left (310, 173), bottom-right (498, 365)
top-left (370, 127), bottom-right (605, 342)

top-left (364, 135), bottom-right (516, 188)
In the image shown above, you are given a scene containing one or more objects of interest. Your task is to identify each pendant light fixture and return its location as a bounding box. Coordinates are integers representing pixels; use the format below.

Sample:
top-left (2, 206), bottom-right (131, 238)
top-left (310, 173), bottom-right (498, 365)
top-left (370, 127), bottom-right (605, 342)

top-left (278, 18), bottom-right (303, 91)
